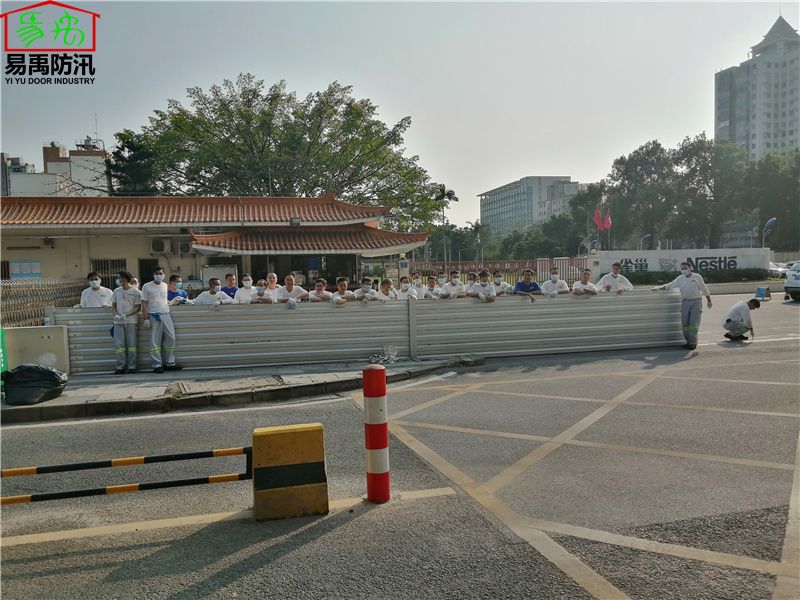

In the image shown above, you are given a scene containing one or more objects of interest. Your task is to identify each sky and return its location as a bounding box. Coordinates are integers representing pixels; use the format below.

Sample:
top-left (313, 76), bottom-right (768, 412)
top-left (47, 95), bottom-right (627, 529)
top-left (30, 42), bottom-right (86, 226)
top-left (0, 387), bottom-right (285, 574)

top-left (1, 1), bottom-right (798, 226)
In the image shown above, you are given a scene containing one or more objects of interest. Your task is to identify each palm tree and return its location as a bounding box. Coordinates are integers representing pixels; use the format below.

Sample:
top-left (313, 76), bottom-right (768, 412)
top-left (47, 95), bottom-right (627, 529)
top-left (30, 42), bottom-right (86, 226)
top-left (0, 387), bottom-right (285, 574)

top-left (434, 184), bottom-right (458, 262)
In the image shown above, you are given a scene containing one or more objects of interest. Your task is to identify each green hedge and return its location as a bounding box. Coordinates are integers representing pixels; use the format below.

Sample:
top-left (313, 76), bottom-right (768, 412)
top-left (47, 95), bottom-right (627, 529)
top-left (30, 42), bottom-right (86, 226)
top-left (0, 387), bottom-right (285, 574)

top-left (624, 269), bottom-right (769, 285)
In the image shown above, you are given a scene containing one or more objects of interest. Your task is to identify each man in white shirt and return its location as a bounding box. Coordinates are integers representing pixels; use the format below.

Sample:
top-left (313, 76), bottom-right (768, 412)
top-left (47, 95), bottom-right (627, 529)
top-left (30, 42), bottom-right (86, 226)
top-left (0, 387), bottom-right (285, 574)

top-left (439, 270), bottom-right (467, 299)
top-left (596, 262), bottom-right (634, 294)
top-left (261, 273), bottom-right (281, 302)
top-left (354, 277), bottom-right (379, 302)
top-left (194, 278), bottom-right (234, 305)
top-left (308, 278), bottom-right (334, 302)
top-left (572, 269), bottom-right (599, 296)
top-left (468, 271), bottom-right (497, 302)
top-left (332, 277), bottom-right (356, 305)
top-left (417, 276), bottom-right (439, 299)
top-left (396, 276), bottom-right (418, 300)
top-left (80, 271), bottom-right (113, 307)
top-left (722, 298), bottom-right (760, 341)
top-left (652, 262), bottom-right (712, 350)
top-left (276, 274), bottom-right (309, 307)
top-left (233, 274), bottom-right (258, 304)
top-left (250, 279), bottom-right (273, 304)
top-left (493, 270), bottom-right (514, 296)
top-left (141, 265), bottom-right (181, 373)
top-left (110, 270), bottom-right (141, 374)
top-left (411, 272), bottom-right (427, 298)
top-left (540, 267), bottom-right (570, 298)
top-left (375, 279), bottom-right (398, 301)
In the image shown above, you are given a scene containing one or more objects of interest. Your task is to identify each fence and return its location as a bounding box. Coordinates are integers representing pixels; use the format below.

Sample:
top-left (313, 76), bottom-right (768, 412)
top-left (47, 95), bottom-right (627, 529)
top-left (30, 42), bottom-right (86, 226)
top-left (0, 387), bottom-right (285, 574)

top-left (1, 278), bottom-right (85, 327)
top-left (411, 257), bottom-right (588, 285)
top-left (49, 290), bottom-right (684, 374)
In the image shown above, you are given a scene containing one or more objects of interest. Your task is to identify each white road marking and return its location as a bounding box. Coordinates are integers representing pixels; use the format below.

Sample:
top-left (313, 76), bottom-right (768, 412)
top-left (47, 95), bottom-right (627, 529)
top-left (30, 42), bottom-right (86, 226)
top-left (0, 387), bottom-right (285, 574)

top-left (389, 371), bottom-right (457, 390)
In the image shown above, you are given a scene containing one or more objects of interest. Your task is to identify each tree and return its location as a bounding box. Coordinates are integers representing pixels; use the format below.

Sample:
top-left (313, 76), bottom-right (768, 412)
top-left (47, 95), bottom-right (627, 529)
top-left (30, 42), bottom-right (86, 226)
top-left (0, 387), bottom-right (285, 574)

top-left (744, 150), bottom-right (800, 251)
top-left (110, 74), bottom-right (454, 230)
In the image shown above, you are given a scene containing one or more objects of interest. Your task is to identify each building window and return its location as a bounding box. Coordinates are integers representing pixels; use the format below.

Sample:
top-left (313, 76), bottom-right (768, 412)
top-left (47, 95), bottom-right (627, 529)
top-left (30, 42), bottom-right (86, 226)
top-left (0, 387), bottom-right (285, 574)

top-left (90, 258), bottom-right (126, 281)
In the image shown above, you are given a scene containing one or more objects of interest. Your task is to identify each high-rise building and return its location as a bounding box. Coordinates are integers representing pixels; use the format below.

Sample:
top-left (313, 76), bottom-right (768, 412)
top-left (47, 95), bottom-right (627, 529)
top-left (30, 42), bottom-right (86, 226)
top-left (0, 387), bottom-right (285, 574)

top-left (715, 16), bottom-right (800, 160)
top-left (479, 175), bottom-right (580, 238)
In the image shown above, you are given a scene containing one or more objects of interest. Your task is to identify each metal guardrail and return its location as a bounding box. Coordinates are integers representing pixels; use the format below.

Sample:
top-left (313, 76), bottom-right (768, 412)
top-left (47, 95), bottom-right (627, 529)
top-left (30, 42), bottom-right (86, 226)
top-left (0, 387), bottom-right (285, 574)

top-left (48, 291), bottom-right (683, 374)
top-left (0, 446), bottom-right (252, 505)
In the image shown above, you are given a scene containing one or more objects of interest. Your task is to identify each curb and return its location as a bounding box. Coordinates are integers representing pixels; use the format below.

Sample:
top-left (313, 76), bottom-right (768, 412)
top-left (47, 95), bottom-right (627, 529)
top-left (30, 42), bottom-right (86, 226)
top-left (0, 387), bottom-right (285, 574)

top-left (1, 357), bottom-right (472, 425)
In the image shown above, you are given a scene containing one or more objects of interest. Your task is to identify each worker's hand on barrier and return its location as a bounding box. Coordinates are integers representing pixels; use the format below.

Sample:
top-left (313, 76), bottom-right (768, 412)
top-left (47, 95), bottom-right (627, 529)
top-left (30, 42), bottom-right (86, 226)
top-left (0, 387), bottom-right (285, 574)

top-left (142, 318), bottom-right (151, 329)
top-left (604, 285), bottom-right (612, 292)
top-left (478, 293), bottom-right (486, 302)
top-left (73, 304), bottom-right (81, 308)
top-left (617, 289), bottom-right (624, 295)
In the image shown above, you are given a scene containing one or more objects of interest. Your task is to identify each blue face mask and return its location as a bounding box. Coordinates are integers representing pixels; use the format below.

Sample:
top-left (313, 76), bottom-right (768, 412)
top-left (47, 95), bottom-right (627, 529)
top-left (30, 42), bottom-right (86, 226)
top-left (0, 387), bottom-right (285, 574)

top-left (153, 274), bottom-right (164, 282)
top-left (175, 282), bottom-right (183, 289)
top-left (438, 277), bottom-right (446, 285)
top-left (256, 286), bottom-right (264, 293)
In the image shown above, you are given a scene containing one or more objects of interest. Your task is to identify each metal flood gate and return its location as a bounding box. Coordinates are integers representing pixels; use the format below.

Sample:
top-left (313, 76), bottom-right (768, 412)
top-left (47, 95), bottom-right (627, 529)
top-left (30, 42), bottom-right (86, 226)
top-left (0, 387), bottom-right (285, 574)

top-left (50, 290), bottom-right (684, 374)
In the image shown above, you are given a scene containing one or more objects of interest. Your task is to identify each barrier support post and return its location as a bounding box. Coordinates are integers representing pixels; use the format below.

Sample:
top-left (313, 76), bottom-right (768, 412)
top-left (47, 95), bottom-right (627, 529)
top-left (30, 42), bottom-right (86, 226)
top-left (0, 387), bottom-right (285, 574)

top-left (252, 423), bottom-right (329, 520)
top-left (363, 364), bottom-right (390, 503)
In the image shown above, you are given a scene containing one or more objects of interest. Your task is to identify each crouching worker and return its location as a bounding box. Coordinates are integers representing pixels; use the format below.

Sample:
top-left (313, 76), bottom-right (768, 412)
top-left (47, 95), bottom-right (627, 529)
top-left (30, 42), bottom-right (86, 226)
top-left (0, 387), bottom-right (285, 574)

top-left (722, 298), bottom-right (760, 342)
top-left (111, 270), bottom-right (142, 374)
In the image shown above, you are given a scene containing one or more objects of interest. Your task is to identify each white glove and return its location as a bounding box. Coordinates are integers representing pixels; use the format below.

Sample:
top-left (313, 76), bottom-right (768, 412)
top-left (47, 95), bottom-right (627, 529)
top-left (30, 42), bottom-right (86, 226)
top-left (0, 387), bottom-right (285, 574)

top-left (142, 318), bottom-right (151, 329)
top-left (112, 314), bottom-right (127, 324)
top-left (287, 298), bottom-right (297, 309)
top-left (450, 293), bottom-right (457, 299)
top-left (478, 293), bottom-right (486, 302)
top-left (548, 291), bottom-right (557, 298)
top-left (362, 297), bottom-right (370, 304)
top-left (73, 304), bottom-right (81, 308)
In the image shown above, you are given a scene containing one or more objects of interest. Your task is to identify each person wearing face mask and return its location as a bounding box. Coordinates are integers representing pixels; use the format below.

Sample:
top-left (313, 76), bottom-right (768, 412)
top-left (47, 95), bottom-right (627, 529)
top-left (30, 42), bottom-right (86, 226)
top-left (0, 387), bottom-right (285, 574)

top-left (375, 279), bottom-right (397, 302)
top-left (141, 266), bottom-right (182, 373)
top-left (193, 277), bottom-right (234, 305)
top-left (513, 268), bottom-right (542, 301)
top-left (332, 277), bottom-right (356, 305)
top-left (308, 278), bottom-right (333, 302)
top-left (652, 262), bottom-right (712, 350)
top-left (276, 274), bottom-right (309, 306)
top-left (572, 269), bottom-right (599, 296)
top-left (110, 270), bottom-right (142, 374)
top-left (492, 270), bottom-right (514, 296)
top-left (79, 271), bottom-right (113, 308)
top-left (465, 272), bottom-right (479, 293)
top-left (168, 274), bottom-right (189, 305)
top-left (395, 276), bottom-right (418, 300)
top-left (540, 267), bottom-right (570, 298)
top-left (233, 273), bottom-right (258, 304)
top-left (439, 270), bottom-right (467, 299)
top-left (410, 272), bottom-right (427, 297)
top-left (220, 273), bottom-right (238, 299)
top-left (250, 279), bottom-right (273, 304)
top-left (354, 277), bottom-right (379, 302)
top-left (596, 262), bottom-right (633, 294)
top-left (467, 271), bottom-right (497, 303)
top-left (436, 272), bottom-right (447, 287)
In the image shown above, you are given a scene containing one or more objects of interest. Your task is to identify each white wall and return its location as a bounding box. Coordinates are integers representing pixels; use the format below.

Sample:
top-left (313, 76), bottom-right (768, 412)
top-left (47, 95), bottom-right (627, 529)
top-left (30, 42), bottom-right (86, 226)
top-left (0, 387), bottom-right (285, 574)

top-left (8, 172), bottom-right (67, 196)
top-left (589, 248), bottom-right (771, 279)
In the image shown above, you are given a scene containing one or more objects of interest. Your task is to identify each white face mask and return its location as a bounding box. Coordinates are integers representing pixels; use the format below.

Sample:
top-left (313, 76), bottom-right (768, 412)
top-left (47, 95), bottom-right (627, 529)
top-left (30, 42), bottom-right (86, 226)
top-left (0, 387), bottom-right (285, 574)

top-left (242, 279), bottom-right (252, 288)
top-left (480, 281), bottom-right (489, 287)
top-left (211, 285), bottom-right (221, 293)
top-left (412, 279), bottom-right (421, 286)
top-left (452, 277), bottom-right (460, 285)
top-left (89, 279), bottom-right (100, 289)
top-left (115, 278), bottom-right (121, 287)
top-left (401, 283), bottom-right (410, 291)
top-left (681, 269), bottom-right (690, 276)
top-left (550, 274), bottom-right (559, 282)
top-left (494, 277), bottom-right (502, 285)
top-left (611, 273), bottom-right (618, 278)
top-left (153, 274), bottom-right (164, 282)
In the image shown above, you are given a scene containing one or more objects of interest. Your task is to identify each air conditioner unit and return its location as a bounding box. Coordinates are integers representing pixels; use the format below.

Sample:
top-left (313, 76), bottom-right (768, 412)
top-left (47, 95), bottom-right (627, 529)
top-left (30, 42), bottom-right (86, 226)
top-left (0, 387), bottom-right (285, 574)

top-left (150, 238), bottom-right (172, 253)
top-left (178, 241), bottom-right (194, 254)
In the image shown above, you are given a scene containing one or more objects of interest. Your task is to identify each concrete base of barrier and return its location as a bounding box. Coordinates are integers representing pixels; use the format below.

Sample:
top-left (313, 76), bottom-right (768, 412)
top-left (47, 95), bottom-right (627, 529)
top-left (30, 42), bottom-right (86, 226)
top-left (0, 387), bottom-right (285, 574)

top-left (252, 423), bottom-right (329, 521)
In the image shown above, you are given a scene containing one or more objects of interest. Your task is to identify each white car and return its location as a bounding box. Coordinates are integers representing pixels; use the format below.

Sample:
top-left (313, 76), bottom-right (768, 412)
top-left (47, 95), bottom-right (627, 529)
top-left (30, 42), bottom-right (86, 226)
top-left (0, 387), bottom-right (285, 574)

top-left (784, 262), bottom-right (800, 301)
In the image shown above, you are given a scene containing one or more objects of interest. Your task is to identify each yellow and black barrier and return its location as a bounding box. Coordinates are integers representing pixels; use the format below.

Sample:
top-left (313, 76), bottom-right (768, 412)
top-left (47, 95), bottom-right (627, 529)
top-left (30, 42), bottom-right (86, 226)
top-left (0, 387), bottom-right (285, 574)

top-left (252, 423), bottom-right (329, 520)
top-left (0, 447), bottom-right (252, 506)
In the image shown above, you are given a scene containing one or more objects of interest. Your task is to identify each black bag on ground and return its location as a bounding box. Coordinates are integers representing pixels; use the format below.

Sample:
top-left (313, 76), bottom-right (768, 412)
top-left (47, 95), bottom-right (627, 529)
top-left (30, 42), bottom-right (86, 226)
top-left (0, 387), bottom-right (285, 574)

top-left (1, 364), bottom-right (68, 405)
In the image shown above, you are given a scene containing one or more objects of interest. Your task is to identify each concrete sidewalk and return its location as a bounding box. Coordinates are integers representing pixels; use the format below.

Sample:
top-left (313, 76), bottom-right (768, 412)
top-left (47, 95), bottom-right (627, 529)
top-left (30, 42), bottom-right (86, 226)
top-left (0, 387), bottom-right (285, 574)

top-left (0, 357), bottom-right (479, 424)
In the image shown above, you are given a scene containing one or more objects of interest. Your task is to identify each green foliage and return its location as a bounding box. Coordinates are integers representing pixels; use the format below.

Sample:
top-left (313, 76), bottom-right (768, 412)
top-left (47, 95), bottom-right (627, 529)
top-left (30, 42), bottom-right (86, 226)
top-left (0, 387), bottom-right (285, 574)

top-left (624, 269), bottom-right (769, 285)
top-left (110, 74), bottom-right (454, 231)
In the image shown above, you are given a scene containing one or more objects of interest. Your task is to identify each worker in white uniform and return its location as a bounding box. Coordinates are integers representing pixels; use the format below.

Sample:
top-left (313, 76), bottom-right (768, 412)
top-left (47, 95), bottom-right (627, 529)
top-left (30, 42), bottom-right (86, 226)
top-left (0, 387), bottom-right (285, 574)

top-left (465, 272), bottom-right (478, 293)
top-left (233, 274), bottom-right (258, 304)
top-left (308, 279), bottom-right (334, 302)
top-left (261, 273), bottom-right (282, 303)
top-left (141, 265), bottom-right (181, 373)
top-left (79, 271), bottom-right (113, 307)
top-left (596, 262), bottom-right (634, 294)
top-left (493, 270), bottom-right (514, 296)
top-left (468, 271), bottom-right (497, 302)
top-left (540, 267), bottom-right (570, 298)
top-left (250, 279), bottom-right (273, 304)
top-left (572, 269), bottom-right (599, 296)
top-left (332, 277), bottom-right (356, 305)
top-left (439, 270), bottom-right (467, 299)
top-left (396, 276), bottom-right (418, 300)
top-left (110, 270), bottom-right (141, 374)
top-left (417, 276), bottom-right (439, 299)
top-left (194, 278), bottom-right (234, 305)
top-left (722, 298), bottom-right (760, 341)
top-left (652, 262), bottom-right (712, 350)
top-left (354, 277), bottom-right (379, 302)
top-left (275, 274), bottom-right (308, 307)
top-left (411, 272), bottom-right (427, 298)
top-left (375, 279), bottom-right (397, 302)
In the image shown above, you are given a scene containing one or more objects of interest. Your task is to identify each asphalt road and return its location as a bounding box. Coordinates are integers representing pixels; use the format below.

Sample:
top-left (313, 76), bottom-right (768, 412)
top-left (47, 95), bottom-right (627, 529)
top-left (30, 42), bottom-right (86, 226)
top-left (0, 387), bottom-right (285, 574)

top-left (1, 293), bottom-right (798, 599)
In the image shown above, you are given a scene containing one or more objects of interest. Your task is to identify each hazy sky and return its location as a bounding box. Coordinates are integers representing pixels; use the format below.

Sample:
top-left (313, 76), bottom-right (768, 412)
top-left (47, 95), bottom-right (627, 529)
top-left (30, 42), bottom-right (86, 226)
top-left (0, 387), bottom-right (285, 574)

top-left (1, 1), bottom-right (798, 225)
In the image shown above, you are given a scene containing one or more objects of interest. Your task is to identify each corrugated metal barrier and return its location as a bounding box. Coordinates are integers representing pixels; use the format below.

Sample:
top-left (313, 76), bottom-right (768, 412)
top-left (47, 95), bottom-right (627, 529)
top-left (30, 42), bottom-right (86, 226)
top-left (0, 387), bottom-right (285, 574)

top-left (51, 290), bottom-right (683, 374)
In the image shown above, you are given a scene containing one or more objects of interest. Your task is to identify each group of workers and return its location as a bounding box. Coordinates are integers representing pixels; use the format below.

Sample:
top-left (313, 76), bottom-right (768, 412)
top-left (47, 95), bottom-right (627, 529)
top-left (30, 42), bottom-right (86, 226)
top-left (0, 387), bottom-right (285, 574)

top-left (76, 260), bottom-right (761, 374)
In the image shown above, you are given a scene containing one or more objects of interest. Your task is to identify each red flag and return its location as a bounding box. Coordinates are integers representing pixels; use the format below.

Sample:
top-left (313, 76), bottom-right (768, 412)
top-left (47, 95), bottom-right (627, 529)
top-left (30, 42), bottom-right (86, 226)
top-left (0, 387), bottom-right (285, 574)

top-left (593, 208), bottom-right (603, 230)
top-left (603, 210), bottom-right (612, 230)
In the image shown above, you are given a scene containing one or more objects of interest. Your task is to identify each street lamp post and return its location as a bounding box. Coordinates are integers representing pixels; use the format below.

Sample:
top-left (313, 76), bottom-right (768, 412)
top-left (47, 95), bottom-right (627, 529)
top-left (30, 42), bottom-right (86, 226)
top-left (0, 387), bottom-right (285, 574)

top-left (639, 233), bottom-right (652, 251)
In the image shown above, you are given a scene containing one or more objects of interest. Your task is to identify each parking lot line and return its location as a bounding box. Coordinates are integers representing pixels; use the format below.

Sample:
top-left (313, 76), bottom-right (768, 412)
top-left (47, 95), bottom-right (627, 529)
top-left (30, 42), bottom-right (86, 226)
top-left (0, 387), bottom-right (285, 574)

top-left (389, 384), bottom-right (483, 420)
top-left (660, 374), bottom-right (799, 387)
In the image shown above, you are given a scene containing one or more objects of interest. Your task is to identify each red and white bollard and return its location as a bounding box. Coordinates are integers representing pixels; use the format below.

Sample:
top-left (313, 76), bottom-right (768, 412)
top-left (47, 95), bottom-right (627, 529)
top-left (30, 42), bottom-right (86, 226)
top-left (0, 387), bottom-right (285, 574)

top-left (362, 364), bottom-right (390, 503)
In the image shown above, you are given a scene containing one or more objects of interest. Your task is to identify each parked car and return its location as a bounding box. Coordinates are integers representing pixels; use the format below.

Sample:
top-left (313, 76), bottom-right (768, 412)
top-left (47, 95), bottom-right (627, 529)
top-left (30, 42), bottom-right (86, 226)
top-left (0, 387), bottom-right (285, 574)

top-left (769, 262), bottom-right (789, 278)
top-left (784, 262), bottom-right (800, 301)
top-left (782, 260), bottom-right (799, 270)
